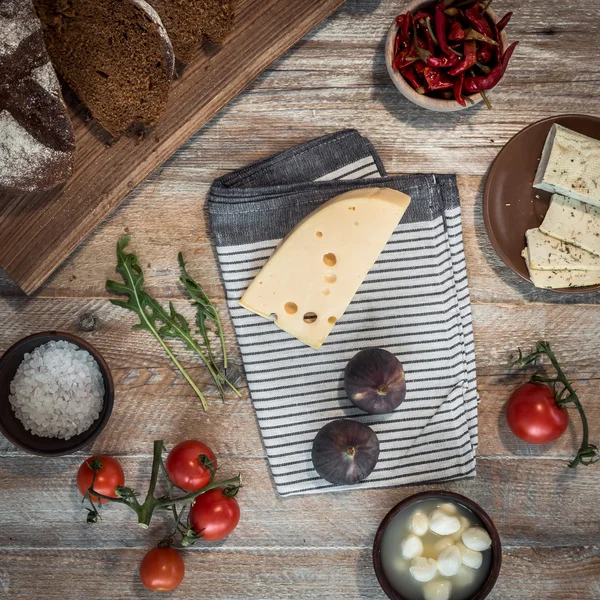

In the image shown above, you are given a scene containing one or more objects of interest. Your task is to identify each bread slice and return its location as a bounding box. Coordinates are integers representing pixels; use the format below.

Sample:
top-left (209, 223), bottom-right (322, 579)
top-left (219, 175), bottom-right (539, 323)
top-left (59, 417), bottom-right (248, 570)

top-left (146, 0), bottom-right (235, 63)
top-left (34, 0), bottom-right (175, 137)
top-left (0, 0), bottom-right (75, 192)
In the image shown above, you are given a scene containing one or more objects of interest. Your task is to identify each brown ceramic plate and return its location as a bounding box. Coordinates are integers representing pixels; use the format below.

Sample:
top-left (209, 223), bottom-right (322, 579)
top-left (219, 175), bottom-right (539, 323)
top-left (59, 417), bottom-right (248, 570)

top-left (483, 114), bottom-right (600, 294)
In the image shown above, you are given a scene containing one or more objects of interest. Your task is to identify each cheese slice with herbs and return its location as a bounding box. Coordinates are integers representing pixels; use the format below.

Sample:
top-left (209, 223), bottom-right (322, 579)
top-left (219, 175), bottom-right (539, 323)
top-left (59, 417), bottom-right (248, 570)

top-left (525, 228), bottom-right (600, 271)
top-left (539, 194), bottom-right (600, 257)
top-left (533, 124), bottom-right (600, 207)
top-left (239, 187), bottom-right (411, 349)
top-left (522, 250), bottom-right (600, 289)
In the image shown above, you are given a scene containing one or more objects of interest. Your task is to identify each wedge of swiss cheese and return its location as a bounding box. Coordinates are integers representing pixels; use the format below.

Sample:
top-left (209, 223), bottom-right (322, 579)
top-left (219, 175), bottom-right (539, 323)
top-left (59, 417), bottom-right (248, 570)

top-left (239, 188), bottom-right (411, 349)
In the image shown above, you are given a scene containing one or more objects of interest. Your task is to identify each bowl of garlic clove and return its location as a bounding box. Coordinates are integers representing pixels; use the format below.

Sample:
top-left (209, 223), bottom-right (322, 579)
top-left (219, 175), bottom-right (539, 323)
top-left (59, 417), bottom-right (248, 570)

top-left (373, 491), bottom-right (501, 600)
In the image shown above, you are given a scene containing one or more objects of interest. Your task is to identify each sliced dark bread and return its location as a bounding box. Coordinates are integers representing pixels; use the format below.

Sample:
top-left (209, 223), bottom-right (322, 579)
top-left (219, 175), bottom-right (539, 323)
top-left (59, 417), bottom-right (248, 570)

top-left (0, 0), bottom-right (75, 192)
top-left (146, 0), bottom-right (235, 63)
top-left (34, 0), bottom-right (175, 137)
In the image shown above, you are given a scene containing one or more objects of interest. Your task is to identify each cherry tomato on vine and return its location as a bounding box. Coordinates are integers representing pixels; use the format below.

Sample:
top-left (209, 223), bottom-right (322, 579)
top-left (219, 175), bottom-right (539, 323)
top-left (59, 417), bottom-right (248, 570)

top-left (506, 382), bottom-right (569, 444)
top-left (190, 488), bottom-right (240, 541)
top-left (77, 456), bottom-right (125, 503)
top-left (139, 547), bottom-right (185, 592)
top-left (165, 440), bottom-right (217, 492)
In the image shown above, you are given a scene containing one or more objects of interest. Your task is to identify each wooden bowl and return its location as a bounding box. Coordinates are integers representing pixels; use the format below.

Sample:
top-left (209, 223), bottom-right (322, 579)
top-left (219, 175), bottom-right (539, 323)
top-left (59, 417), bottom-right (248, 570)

top-left (385, 0), bottom-right (508, 111)
top-left (373, 490), bottom-right (502, 600)
top-left (0, 332), bottom-right (114, 456)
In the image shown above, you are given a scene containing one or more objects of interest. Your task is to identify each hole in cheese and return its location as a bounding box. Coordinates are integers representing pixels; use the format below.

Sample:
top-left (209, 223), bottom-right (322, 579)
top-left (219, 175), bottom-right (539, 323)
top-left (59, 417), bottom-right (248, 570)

top-left (269, 313), bottom-right (278, 322)
top-left (328, 317), bottom-right (337, 324)
top-left (321, 288), bottom-right (330, 296)
top-left (284, 302), bottom-right (298, 314)
top-left (303, 312), bottom-right (317, 324)
top-left (323, 253), bottom-right (337, 267)
top-left (348, 206), bottom-right (355, 211)
top-left (324, 272), bottom-right (337, 284)
top-left (316, 231), bottom-right (323, 238)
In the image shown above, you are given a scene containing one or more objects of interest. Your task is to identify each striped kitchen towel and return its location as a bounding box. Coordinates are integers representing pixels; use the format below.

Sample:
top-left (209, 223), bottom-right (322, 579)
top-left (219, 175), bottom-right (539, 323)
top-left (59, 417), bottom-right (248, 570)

top-left (208, 130), bottom-right (478, 496)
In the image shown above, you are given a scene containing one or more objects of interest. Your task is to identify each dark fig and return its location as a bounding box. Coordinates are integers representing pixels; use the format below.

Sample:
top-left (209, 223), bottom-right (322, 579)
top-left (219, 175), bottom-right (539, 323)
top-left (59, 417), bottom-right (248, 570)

top-left (344, 348), bottom-right (406, 414)
top-left (311, 419), bottom-right (380, 485)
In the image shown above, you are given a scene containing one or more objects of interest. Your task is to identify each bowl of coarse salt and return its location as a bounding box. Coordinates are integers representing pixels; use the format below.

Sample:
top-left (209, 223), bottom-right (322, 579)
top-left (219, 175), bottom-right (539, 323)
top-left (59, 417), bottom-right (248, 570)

top-left (0, 332), bottom-right (114, 456)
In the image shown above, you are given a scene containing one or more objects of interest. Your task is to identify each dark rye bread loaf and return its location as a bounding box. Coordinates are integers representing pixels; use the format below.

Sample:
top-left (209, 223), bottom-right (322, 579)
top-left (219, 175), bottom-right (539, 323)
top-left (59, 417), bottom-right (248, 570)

top-left (34, 0), bottom-right (175, 137)
top-left (0, 0), bottom-right (74, 192)
top-left (146, 0), bottom-right (235, 63)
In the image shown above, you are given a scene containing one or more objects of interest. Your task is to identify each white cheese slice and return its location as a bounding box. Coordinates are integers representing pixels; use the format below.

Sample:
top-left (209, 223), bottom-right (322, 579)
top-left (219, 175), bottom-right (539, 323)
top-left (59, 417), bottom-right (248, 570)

top-left (533, 124), bottom-right (600, 208)
top-left (525, 228), bottom-right (600, 271)
top-left (539, 194), bottom-right (600, 257)
top-left (239, 187), bottom-right (411, 349)
top-left (522, 250), bottom-right (600, 289)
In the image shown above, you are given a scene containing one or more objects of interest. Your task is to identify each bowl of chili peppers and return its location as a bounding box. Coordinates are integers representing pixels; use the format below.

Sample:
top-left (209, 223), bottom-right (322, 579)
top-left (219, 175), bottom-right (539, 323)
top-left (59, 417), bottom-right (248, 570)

top-left (386, 0), bottom-right (517, 111)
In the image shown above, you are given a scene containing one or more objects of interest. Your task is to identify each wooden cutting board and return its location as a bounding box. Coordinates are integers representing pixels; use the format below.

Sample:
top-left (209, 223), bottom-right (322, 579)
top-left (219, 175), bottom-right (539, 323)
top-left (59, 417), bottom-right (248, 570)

top-left (0, 0), bottom-right (347, 294)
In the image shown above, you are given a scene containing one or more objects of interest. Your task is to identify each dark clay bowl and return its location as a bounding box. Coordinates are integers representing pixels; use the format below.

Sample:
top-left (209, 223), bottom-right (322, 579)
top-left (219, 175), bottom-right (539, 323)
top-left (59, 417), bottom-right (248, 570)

top-left (373, 491), bottom-right (502, 600)
top-left (0, 332), bottom-right (114, 456)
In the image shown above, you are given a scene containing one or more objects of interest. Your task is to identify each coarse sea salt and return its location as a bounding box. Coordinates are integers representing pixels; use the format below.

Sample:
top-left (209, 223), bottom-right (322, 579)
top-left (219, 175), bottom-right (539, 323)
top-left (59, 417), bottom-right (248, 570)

top-left (9, 340), bottom-right (105, 440)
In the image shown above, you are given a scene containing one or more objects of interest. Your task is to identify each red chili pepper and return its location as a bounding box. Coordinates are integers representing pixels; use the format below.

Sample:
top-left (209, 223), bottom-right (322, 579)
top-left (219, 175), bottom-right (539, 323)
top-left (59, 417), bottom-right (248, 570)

top-left (412, 9), bottom-right (430, 21)
top-left (435, 3), bottom-right (452, 56)
top-left (414, 61), bottom-right (426, 74)
top-left (448, 19), bottom-right (465, 40)
top-left (453, 72), bottom-right (466, 106)
top-left (400, 64), bottom-right (425, 94)
top-left (393, 46), bottom-right (419, 70)
top-left (465, 4), bottom-right (493, 39)
top-left (463, 40), bottom-right (519, 93)
top-left (496, 11), bottom-right (513, 32)
top-left (394, 32), bottom-right (401, 56)
top-left (477, 45), bottom-right (493, 64)
top-left (396, 14), bottom-right (405, 28)
top-left (448, 40), bottom-right (477, 76)
top-left (427, 53), bottom-right (460, 68)
top-left (423, 67), bottom-right (454, 91)
top-left (401, 10), bottom-right (412, 46)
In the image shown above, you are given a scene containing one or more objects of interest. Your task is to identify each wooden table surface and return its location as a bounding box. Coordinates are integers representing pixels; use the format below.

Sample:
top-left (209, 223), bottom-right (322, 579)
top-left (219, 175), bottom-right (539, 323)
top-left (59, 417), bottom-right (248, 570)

top-left (1, 0), bottom-right (599, 598)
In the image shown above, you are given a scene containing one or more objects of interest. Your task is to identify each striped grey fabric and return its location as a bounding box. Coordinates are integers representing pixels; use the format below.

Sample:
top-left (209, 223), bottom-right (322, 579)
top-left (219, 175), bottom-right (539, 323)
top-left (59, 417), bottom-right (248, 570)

top-left (208, 130), bottom-right (478, 496)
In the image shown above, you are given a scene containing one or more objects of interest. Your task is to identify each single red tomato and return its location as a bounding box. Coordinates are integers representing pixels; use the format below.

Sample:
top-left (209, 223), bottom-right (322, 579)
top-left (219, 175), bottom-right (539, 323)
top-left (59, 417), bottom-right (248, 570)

top-left (77, 456), bottom-right (125, 503)
top-left (506, 382), bottom-right (569, 444)
top-left (165, 440), bottom-right (217, 492)
top-left (190, 488), bottom-right (240, 541)
top-left (139, 547), bottom-right (185, 592)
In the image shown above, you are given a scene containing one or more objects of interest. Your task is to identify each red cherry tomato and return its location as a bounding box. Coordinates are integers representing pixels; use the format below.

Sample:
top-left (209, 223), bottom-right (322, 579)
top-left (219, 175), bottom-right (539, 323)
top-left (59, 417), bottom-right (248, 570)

top-left (165, 440), bottom-right (217, 492)
top-left (76, 456), bottom-right (124, 503)
top-left (190, 488), bottom-right (240, 541)
top-left (506, 382), bottom-right (569, 444)
top-left (139, 547), bottom-right (185, 592)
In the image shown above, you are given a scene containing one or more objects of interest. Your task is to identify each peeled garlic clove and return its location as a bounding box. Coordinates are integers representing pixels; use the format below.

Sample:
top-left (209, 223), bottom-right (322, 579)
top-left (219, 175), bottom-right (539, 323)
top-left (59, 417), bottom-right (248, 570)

top-left (433, 536), bottom-right (454, 554)
top-left (411, 511), bottom-right (429, 536)
top-left (401, 534), bottom-right (424, 559)
top-left (462, 527), bottom-right (492, 551)
top-left (438, 502), bottom-right (458, 515)
top-left (457, 542), bottom-right (483, 569)
top-left (429, 509), bottom-right (461, 535)
top-left (409, 557), bottom-right (438, 582)
top-left (452, 516), bottom-right (471, 541)
top-left (437, 545), bottom-right (462, 577)
top-left (453, 565), bottom-right (476, 589)
top-left (423, 579), bottom-right (452, 600)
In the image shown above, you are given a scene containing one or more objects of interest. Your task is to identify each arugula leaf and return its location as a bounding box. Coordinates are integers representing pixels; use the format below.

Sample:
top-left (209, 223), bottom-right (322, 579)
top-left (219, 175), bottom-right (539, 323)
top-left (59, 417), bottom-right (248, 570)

top-left (178, 253), bottom-right (241, 398)
top-left (106, 236), bottom-right (209, 410)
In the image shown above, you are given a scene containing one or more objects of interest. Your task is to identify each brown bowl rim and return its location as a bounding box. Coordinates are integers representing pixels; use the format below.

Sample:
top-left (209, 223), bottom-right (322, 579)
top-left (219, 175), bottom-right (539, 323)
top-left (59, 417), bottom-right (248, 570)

top-left (373, 490), bottom-right (502, 600)
top-left (482, 113), bottom-right (600, 294)
top-left (0, 331), bottom-right (114, 456)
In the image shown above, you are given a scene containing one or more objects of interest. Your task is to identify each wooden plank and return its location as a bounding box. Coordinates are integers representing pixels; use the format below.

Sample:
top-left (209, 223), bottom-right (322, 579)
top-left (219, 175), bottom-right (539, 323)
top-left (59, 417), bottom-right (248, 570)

top-left (0, 546), bottom-right (598, 599)
top-left (3, 174), bottom-right (600, 305)
top-left (0, 0), bottom-right (348, 295)
top-left (0, 457), bottom-right (598, 550)
top-left (1, 298), bottom-right (599, 458)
